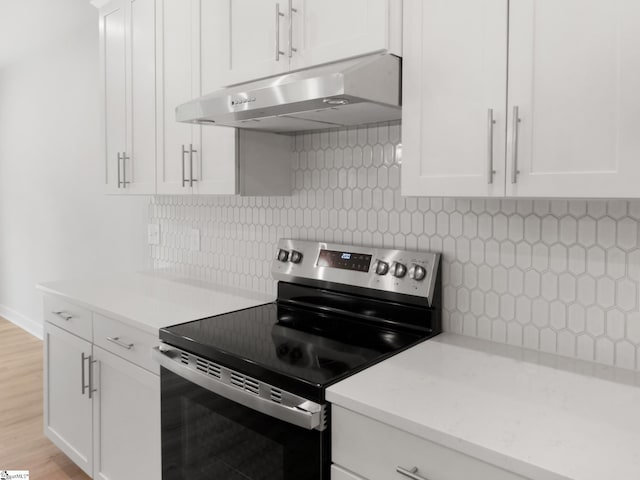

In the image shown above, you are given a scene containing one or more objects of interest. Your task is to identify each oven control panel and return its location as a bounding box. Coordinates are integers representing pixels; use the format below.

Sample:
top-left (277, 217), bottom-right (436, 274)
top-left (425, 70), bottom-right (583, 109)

top-left (272, 239), bottom-right (440, 305)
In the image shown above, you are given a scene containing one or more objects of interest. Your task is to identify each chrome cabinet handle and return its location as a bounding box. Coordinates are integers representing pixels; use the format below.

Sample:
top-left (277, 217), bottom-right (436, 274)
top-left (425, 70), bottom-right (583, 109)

top-left (106, 336), bottom-right (134, 350)
top-left (487, 108), bottom-right (496, 184)
top-left (117, 152), bottom-right (122, 188)
top-left (288, 0), bottom-right (297, 57)
top-left (81, 352), bottom-right (89, 396)
top-left (51, 311), bottom-right (72, 321)
top-left (275, 3), bottom-right (285, 60)
top-left (396, 466), bottom-right (430, 480)
top-left (81, 353), bottom-right (97, 398)
top-left (181, 144), bottom-right (188, 187)
top-left (121, 153), bottom-right (130, 187)
top-left (88, 355), bottom-right (97, 399)
top-left (511, 105), bottom-right (521, 184)
top-left (189, 144), bottom-right (198, 187)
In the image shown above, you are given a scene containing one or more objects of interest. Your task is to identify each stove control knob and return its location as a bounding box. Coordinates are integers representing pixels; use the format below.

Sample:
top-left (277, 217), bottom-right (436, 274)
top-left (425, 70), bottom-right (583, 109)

top-left (410, 264), bottom-right (427, 281)
top-left (375, 260), bottom-right (389, 275)
top-left (277, 249), bottom-right (289, 262)
top-left (289, 250), bottom-right (303, 264)
top-left (392, 262), bottom-right (407, 278)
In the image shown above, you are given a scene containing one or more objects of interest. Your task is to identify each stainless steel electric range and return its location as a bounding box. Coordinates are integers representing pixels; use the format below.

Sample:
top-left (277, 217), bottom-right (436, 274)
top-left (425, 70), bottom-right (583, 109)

top-left (153, 239), bottom-right (441, 480)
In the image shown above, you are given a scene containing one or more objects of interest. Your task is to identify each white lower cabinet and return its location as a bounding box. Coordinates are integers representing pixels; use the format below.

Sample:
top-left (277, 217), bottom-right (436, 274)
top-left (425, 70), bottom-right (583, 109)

top-left (331, 465), bottom-right (366, 480)
top-left (44, 322), bottom-right (94, 477)
top-left (93, 346), bottom-right (160, 480)
top-left (43, 295), bottom-right (161, 480)
top-left (331, 406), bottom-right (527, 480)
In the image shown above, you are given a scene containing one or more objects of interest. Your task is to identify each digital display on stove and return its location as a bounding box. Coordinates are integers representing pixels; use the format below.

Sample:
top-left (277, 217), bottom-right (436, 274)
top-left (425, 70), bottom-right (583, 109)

top-left (316, 249), bottom-right (372, 272)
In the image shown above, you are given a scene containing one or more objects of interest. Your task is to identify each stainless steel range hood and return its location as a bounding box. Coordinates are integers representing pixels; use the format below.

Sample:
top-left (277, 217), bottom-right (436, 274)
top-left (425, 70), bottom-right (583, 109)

top-left (176, 54), bottom-right (401, 134)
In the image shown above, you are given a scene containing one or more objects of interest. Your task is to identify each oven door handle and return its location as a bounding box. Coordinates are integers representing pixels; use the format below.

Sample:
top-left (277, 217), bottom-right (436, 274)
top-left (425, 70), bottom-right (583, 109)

top-left (152, 346), bottom-right (325, 431)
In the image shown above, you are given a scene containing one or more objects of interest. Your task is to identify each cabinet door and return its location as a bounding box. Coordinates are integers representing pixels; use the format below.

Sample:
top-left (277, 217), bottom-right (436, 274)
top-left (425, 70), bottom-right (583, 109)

top-left (401, 0), bottom-right (508, 197)
top-left (156, 0), bottom-right (196, 194)
top-left (93, 346), bottom-right (161, 480)
top-left (43, 322), bottom-right (93, 477)
top-left (192, 127), bottom-right (238, 195)
top-left (216, 0), bottom-right (289, 86)
top-left (100, 0), bottom-right (127, 194)
top-left (195, 0), bottom-right (238, 195)
top-left (123, 0), bottom-right (157, 194)
top-left (290, 0), bottom-right (400, 71)
top-left (507, 0), bottom-right (640, 198)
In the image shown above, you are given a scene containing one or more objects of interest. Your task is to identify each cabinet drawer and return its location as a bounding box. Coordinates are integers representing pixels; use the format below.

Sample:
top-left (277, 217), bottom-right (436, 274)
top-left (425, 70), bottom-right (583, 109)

top-left (332, 465), bottom-right (367, 480)
top-left (93, 313), bottom-right (158, 374)
top-left (43, 295), bottom-right (92, 341)
top-left (332, 406), bottom-right (528, 480)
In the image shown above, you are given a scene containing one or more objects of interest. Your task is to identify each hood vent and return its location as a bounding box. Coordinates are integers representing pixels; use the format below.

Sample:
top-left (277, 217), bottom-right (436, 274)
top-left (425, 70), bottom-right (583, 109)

top-left (176, 54), bottom-right (401, 134)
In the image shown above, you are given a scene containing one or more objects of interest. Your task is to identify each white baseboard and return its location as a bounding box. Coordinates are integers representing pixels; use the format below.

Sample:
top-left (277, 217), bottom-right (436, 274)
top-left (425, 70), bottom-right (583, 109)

top-left (0, 304), bottom-right (43, 340)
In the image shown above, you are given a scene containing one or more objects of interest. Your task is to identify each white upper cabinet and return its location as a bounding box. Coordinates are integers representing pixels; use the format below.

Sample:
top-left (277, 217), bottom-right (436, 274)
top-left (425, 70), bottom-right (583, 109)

top-left (101, 0), bottom-right (127, 194)
top-left (506, 0), bottom-right (640, 198)
top-left (402, 0), bottom-right (508, 197)
top-left (196, 0), bottom-right (242, 195)
top-left (156, 0), bottom-right (200, 194)
top-left (216, 0), bottom-right (402, 87)
top-left (157, 0), bottom-right (239, 195)
top-left (157, 0), bottom-right (291, 196)
top-left (403, 0), bottom-right (640, 199)
top-left (99, 0), bottom-right (156, 194)
top-left (95, 0), bottom-right (315, 197)
top-left (125, 0), bottom-right (157, 194)
top-left (290, 0), bottom-right (401, 71)
top-left (216, 0), bottom-right (289, 87)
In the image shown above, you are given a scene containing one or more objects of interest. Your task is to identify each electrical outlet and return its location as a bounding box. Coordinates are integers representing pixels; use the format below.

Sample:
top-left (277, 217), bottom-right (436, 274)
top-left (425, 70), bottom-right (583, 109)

top-left (148, 224), bottom-right (160, 245)
top-left (189, 229), bottom-right (200, 251)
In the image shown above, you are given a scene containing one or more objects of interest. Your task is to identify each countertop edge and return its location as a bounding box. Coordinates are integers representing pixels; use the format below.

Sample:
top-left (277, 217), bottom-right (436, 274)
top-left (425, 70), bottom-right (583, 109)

top-left (36, 272), bottom-right (275, 336)
top-left (36, 283), bottom-right (161, 335)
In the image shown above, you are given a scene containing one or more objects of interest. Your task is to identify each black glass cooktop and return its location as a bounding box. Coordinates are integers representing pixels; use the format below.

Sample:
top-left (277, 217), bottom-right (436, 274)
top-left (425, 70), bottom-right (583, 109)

top-left (160, 301), bottom-right (429, 401)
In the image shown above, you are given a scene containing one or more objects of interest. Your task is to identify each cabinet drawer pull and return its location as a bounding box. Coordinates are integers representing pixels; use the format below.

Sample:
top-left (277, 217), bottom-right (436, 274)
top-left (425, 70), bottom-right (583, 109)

top-left (487, 108), bottom-right (496, 184)
top-left (275, 3), bottom-right (285, 60)
top-left (397, 466), bottom-right (430, 480)
top-left (52, 311), bottom-right (73, 321)
top-left (88, 355), bottom-right (97, 399)
top-left (106, 336), bottom-right (134, 350)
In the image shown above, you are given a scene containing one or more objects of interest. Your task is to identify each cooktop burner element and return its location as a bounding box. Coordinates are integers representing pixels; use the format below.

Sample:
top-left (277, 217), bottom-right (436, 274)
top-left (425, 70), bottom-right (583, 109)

top-left (159, 240), bottom-right (441, 402)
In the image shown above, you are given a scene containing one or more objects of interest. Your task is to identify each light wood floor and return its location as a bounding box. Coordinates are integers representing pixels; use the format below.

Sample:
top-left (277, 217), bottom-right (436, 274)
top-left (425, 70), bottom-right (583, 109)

top-left (0, 316), bottom-right (91, 480)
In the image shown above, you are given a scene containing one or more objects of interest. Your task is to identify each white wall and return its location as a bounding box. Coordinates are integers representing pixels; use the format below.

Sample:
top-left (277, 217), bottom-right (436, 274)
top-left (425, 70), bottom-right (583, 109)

top-left (0, 8), bottom-right (149, 337)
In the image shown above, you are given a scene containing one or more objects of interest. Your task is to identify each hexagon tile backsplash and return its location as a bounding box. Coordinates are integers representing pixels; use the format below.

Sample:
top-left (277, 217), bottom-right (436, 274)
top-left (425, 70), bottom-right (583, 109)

top-left (149, 123), bottom-right (640, 371)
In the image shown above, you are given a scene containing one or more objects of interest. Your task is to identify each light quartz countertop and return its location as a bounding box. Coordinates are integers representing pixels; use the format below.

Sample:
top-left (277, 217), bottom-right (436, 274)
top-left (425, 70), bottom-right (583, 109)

top-left (327, 333), bottom-right (640, 480)
top-left (37, 271), bottom-right (274, 335)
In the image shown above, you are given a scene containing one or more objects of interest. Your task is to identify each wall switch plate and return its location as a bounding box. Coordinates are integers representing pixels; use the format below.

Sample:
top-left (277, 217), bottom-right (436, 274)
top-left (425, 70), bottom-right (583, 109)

top-left (148, 224), bottom-right (160, 245)
top-left (189, 229), bottom-right (200, 251)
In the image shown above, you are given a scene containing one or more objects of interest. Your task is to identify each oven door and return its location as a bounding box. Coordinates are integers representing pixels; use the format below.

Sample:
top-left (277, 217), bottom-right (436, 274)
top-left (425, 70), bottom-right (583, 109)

top-left (158, 363), bottom-right (328, 480)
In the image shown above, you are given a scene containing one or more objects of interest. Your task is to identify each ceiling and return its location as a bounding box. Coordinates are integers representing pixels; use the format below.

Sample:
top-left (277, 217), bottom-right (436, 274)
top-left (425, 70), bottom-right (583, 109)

top-left (0, 0), bottom-right (95, 69)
